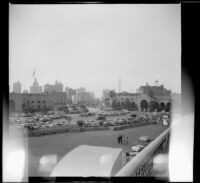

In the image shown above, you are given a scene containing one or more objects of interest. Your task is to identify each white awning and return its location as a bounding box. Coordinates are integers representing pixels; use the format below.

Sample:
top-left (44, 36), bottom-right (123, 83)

top-left (50, 145), bottom-right (123, 177)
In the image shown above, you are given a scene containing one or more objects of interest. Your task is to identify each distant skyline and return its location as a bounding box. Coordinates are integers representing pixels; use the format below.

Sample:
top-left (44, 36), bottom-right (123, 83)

top-left (9, 4), bottom-right (181, 98)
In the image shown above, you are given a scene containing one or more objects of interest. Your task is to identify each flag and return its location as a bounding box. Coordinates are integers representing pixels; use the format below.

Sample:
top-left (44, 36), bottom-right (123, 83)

top-left (32, 69), bottom-right (35, 77)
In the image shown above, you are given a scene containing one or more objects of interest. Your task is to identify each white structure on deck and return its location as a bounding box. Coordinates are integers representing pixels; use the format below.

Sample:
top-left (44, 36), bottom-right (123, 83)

top-left (50, 145), bottom-right (123, 177)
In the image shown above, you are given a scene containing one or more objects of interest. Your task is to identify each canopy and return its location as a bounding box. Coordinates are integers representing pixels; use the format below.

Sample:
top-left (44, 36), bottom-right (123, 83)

top-left (50, 145), bottom-right (123, 177)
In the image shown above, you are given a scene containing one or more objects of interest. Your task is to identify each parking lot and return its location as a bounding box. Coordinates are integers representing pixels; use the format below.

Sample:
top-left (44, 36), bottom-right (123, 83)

top-left (9, 108), bottom-right (170, 140)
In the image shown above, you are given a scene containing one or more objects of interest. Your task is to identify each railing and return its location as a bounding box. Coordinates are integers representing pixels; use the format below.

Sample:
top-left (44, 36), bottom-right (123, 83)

top-left (115, 127), bottom-right (170, 176)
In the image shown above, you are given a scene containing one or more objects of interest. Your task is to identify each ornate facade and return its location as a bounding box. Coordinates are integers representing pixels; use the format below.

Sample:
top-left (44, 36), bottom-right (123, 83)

top-left (9, 92), bottom-right (68, 112)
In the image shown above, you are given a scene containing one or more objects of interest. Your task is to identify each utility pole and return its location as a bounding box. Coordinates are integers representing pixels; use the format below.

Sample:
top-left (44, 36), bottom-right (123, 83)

top-left (118, 76), bottom-right (121, 93)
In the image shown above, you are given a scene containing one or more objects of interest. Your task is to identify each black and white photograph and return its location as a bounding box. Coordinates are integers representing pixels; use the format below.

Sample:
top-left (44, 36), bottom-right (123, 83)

top-left (4, 2), bottom-right (194, 182)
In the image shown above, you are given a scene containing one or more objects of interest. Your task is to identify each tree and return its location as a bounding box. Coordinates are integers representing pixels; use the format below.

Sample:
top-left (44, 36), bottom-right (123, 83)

top-left (124, 98), bottom-right (131, 110)
top-left (109, 90), bottom-right (117, 108)
top-left (121, 102), bottom-right (125, 109)
top-left (111, 100), bottom-right (117, 110)
top-left (130, 102), bottom-right (137, 111)
top-left (149, 101), bottom-right (159, 112)
top-left (159, 102), bottom-right (166, 111)
top-left (76, 120), bottom-right (84, 127)
top-left (109, 90), bottom-right (117, 99)
top-left (140, 100), bottom-right (148, 111)
top-left (116, 102), bottom-right (121, 110)
top-left (165, 103), bottom-right (171, 112)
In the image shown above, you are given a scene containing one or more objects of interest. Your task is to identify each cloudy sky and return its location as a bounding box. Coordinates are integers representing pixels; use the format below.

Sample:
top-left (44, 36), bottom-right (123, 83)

top-left (9, 4), bottom-right (181, 98)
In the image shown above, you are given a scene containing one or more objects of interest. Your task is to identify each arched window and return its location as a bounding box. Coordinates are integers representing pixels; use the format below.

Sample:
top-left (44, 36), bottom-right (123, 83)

top-left (140, 100), bottom-right (148, 111)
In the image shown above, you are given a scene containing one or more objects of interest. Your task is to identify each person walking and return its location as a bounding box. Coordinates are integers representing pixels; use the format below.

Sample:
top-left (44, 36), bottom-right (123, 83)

top-left (117, 135), bottom-right (120, 144)
top-left (126, 137), bottom-right (129, 145)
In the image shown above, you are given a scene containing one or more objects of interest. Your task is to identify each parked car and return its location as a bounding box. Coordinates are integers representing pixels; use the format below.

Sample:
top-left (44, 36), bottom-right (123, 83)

top-left (76, 120), bottom-right (85, 127)
top-left (130, 114), bottom-right (137, 118)
top-left (109, 121), bottom-right (116, 126)
top-left (84, 121), bottom-right (92, 127)
top-left (91, 122), bottom-right (99, 127)
top-left (103, 121), bottom-right (110, 127)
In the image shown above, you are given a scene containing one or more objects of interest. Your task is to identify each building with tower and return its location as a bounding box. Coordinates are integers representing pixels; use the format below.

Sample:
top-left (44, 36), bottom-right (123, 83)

top-left (30, 78), bottom-right (43, 93)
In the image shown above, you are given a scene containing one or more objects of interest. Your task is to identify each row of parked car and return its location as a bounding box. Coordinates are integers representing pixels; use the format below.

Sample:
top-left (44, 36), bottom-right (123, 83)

top-left (74, 114), bottom-right (147, 128)
top-left (19, 120), bottom-right (69, 130)
top-left (13, 111), bottom-right (71, 130)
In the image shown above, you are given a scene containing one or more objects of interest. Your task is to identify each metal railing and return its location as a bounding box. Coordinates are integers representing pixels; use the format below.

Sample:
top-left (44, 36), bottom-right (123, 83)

top-left (115, 127), bottom-right (170, 176)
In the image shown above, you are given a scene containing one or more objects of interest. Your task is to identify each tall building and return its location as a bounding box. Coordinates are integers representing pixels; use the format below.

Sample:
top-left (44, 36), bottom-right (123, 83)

top-left (73, 90), bottom-right (95, 105)
top-left (76, 87), bottom-right (86, 94)
top-left (44, 80), bottom-right (63, 93)
top-left (13, 81), bottom-right (21, 93)
top-left (30, 78), bottom-right (43, 93)
top-left (65, 87), bottom-right (76, 97)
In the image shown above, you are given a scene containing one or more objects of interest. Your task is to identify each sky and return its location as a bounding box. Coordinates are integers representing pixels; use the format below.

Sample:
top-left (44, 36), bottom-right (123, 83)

top-left (9, 4), bottom-right (181, 98)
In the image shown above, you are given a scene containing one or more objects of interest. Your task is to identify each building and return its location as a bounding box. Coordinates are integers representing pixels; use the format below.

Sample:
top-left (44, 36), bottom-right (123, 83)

top-left (9, 92), bottom-right (68, 112)
top-left (73, 91), bottom-right (95, 105)
top-left (65, 87), bottom-right (76, 97)
top-left (44, 80), bottom-right (64, 93)
top-left (65, 87), bottom-right (76, 103)
top-left (30, 78), bottom-right (43, 93)
top-left (23, 90), bottom-right (28, 93)
top-left (104, 83), bottom-right (174, 111)
top-left (13, 81), bottom-right (21, 93)
top-left (137, 84), bottom-right (171, 96)
top-left (76, 87), bottom-right (86, 94)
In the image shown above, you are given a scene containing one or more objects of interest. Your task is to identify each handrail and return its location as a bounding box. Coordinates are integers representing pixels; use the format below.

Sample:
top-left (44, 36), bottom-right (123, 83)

top-left (115, 127), bottom-right (170, 176)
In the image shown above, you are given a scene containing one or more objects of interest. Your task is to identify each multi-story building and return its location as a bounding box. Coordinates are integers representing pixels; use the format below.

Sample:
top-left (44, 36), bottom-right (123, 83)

top-left (65, 87), bottom-right (76, 103)
top-left (44, 80), bottom-right (63, 93)
top-left (30, 78), bottom-right (43, 93)
top-left (9, 92), bottom-right (68, 112)
top-left (76, 87), bottom-right (86, 94)
top-left (23, 90), bottom-right (29, 93)
top-left (73, 91), bottom-right (95, 105)
top-left (13, 81), bottom-right (21, 93)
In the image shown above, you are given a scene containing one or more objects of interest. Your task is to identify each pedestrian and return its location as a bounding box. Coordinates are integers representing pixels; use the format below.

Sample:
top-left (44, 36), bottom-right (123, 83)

top-left (117, 135), bottom-right (120, 144)
top-left (120, 136), bottom-right (123, 144)
top-left (126, 137), bottom-right (129, 145)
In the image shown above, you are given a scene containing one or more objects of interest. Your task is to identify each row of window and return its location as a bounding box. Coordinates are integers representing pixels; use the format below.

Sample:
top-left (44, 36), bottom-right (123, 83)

top-left (26, 99), bottom-right (66, 103)
top-left (26, 100), bottom-right (46, 103)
